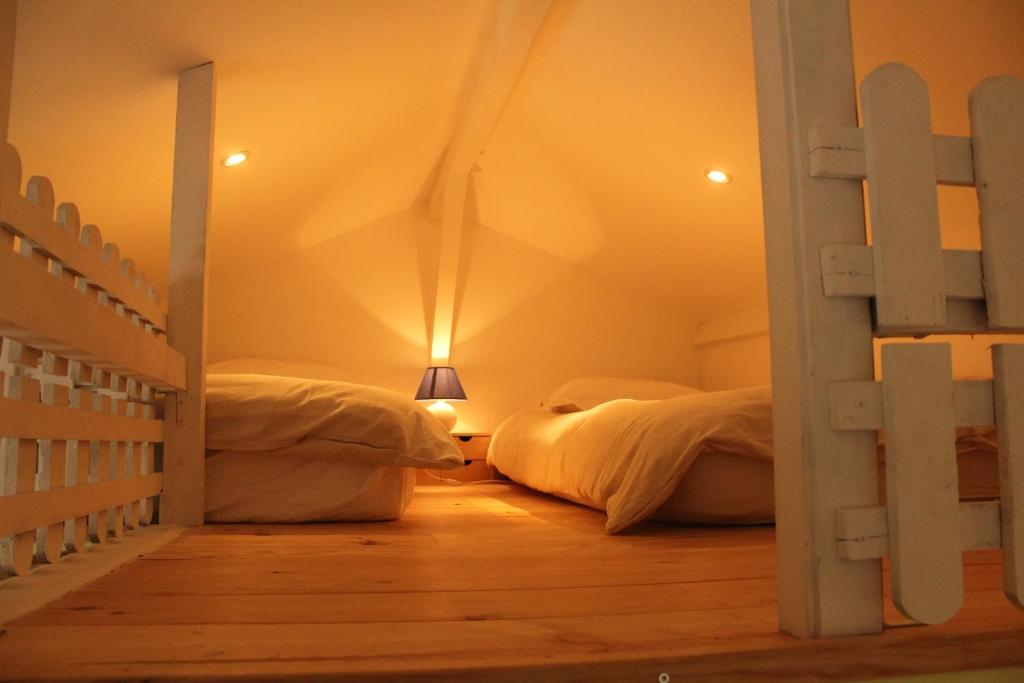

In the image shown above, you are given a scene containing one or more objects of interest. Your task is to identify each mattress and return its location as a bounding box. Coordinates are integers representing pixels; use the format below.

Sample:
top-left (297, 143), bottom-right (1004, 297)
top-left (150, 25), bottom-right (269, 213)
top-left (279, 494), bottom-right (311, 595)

top-left (651, 448), bottom-right (1000, 527)
top-left (205, 450), bottom-right (415, 523)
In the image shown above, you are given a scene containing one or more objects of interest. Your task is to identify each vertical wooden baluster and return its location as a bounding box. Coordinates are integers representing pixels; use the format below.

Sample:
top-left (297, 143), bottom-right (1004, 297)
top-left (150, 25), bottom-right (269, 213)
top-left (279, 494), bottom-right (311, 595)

top-left (88, 371), bottom-right (110, 544)
top-left (993, 344), bottom-right (1024, 609)
top-left (139, 384), bottom-right (156, 525)
top-left (64, 386), bottom-right (89, 554)
top-left (1, 340), bottom-right (41, 577)
top-left (65, 359), bottom-right (93, 553)
top-left (861, 64), bottom-right (946, 332)
top-left (107, 373), bottom-right (125, 539)
top-left (883, 343), bottom-right (962, 624)
top-left (36, 353), bottom-right (69, 564)
top-left (969, 77), bottom-right (1024, 330)
top-left (124, 378), bottom-right (141, 531)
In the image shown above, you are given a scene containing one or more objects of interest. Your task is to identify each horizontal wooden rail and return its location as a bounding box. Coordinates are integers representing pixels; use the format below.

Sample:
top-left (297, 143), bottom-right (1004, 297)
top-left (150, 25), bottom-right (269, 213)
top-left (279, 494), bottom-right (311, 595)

top-left (0, 144), bottom-right (166, 330)
top-left (819, 245), bottom-right (1024, 335)
top-left (0, 473), bottom-right (162, 538)
top-left (0, 246), bottom-right (185, 390)
top-left (835, 501), bottom-right (1001, 561)
top-left (821, 246), bottom-right (983, 300)
top-left (831, 379), bottom-right (994, 431)
top-left (0, 396), bottom-right (162, 441)
top-left (809, 126), bottom-right (975, 186)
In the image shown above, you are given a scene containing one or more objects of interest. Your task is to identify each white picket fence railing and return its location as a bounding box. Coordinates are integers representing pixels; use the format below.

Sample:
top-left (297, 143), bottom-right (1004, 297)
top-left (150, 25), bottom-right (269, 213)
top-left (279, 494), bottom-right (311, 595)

top-left (0, 142), bottom-right (186, 580)
top-left (813, 65), bottom-right (1024, 624)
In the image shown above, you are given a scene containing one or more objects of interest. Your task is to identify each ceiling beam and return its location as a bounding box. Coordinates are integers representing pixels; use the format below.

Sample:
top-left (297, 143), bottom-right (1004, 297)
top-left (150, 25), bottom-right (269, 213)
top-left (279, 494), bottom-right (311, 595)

top-left (428, 0), bottom-right (553, 363)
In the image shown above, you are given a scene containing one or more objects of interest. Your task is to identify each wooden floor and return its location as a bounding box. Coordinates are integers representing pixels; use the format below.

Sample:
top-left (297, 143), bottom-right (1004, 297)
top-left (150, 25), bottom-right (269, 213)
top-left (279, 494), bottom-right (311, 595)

top-left (1, 483), bottom-right (1023, 681)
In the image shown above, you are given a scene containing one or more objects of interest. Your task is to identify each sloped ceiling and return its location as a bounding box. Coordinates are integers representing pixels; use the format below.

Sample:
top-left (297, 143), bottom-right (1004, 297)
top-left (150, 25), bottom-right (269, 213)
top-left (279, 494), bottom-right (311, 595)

top-left (8, 0), bottom-right (1024, 323)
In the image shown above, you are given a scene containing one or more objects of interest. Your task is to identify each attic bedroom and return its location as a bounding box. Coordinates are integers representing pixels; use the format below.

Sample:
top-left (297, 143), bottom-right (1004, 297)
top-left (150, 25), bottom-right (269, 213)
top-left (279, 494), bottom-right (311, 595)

top-left (1, 0), bottom-right (1023, 681)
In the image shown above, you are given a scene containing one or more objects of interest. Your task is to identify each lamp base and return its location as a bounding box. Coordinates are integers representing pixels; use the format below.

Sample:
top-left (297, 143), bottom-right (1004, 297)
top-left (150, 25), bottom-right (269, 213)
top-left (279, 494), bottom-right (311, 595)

top-left (426, 400), bottom-right (457, 431)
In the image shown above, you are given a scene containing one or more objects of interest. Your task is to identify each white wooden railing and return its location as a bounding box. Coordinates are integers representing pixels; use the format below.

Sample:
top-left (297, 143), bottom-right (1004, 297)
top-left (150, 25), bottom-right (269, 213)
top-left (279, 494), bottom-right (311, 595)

top-left (811, 66), bottom-right (1024, 624)
top-left (0, 142), bottom-right (186, 579)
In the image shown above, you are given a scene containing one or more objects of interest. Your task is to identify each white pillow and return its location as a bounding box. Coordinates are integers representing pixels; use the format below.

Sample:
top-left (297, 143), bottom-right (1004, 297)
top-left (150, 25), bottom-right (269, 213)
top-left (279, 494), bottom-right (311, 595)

top-left (543, 376), bottom-right (703, 413)
top-left (206, 358), bottom-right (352, 383)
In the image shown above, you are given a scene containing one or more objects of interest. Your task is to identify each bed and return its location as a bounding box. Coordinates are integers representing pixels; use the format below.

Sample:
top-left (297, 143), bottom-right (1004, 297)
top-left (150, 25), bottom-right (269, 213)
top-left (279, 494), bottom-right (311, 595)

top-left (488, 378), bottom-right (1000, 533)
top-left (203, 360), bottom-right (463, 523)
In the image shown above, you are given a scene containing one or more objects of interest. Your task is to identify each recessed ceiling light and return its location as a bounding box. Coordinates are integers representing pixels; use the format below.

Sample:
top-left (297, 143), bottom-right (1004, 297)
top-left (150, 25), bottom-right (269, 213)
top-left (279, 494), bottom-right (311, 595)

top-left (705, 168), bottom-right (732, 184)
top-left (221, 151), bottom-right (250, 167)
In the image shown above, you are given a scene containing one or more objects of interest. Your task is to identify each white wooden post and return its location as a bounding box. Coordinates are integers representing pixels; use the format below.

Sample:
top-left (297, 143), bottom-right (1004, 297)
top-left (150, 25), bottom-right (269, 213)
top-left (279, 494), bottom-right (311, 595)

top-left (750, 0), bottom-right (883, 637)
top-left (162, 63), bottom-right (215, 526)
top-left (0, 0), bottom-right (15, 143)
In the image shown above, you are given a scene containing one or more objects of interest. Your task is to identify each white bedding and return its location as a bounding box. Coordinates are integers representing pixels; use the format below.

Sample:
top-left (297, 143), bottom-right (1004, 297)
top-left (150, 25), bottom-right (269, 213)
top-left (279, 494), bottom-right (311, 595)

top-left (206, 374), bottom-right (463, 469)
top-left (488, 385), bottom-right (774, 533)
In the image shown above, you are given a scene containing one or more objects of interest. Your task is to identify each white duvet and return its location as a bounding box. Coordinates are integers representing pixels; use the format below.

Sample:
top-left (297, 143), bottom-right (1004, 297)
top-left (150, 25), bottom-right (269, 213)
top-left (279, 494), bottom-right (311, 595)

top-left (488, 385), bottom-right (774, 533)
top-left (205, 374), bottom-right (463, 470)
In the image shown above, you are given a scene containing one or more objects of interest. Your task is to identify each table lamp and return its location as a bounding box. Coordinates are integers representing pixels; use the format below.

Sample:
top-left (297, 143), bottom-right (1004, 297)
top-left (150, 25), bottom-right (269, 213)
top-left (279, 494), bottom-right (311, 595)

top-left (415, 366), bottom-right (467, 431)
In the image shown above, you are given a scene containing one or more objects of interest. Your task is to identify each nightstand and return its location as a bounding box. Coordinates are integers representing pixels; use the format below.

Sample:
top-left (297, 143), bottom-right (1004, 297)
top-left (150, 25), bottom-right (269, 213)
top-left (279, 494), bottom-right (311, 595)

top-left (416, 433), bottom-right (494, 484)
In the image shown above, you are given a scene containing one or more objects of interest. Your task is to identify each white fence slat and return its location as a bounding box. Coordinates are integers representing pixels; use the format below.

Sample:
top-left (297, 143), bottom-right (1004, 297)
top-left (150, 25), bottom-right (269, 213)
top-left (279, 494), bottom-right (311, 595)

top-left (64, 439), bottom-right (90, 552)
top-left (861, 64), bottom-right (946, 331)
top-left (882, 344), bottom-right (962, 624)
top-left (969, 76), bottom-right (1024, 330)
top-left (992, 344), bottom-right (1024, 609)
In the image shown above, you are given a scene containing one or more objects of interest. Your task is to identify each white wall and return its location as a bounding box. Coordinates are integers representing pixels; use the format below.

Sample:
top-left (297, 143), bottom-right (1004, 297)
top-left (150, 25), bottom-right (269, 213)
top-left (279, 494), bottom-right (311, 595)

top-left (208, 207), bottom-right (701, 433)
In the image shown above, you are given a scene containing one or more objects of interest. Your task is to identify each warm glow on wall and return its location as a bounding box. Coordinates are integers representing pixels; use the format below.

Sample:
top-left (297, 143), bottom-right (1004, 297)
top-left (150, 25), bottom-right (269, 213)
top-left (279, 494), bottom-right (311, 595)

top-left (221, 151), bottom-right (251, 167)
top-left (704, 168), bottom-right (732, 184)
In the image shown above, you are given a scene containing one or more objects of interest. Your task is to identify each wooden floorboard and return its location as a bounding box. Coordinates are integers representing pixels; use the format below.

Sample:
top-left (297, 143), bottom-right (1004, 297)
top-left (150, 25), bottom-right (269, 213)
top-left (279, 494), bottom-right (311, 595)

top-left (0, 483), bottom-right (1022, 681)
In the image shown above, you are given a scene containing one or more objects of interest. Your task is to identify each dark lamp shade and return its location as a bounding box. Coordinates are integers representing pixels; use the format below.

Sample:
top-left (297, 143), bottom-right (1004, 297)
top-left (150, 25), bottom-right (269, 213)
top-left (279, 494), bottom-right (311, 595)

top-left (415, 366), bottom-right (467, 401)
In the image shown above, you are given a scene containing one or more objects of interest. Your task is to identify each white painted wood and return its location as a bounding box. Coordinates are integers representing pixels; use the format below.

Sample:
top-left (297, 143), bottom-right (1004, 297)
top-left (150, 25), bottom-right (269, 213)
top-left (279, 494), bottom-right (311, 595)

top-left (64, 440), bottom-right (89, 553)
top-left (809, 127), bottom-right (974, 187)
top-left (0, 395), bottom-right (162, 441)
top-left (427, 0), bottom-right (552, 362)
top-left (0, 473), bottom-right (162, 538)
top-left (750, 0), bottom-right (882, 637)
top-left (0, 244), bottom-right (185, 389)
top-left (835, 501), bottom-right (1002, 561)
top-left (35, 380), bottom-right (68, 564)
top-left (992, 344), bottom-right (1024, 608)
top-left (969, 77), bottom-right (1024, 330)
top-left (0, 0), bottom-right (14, 143)
top-left (427, 0), bottom-right (553, 218)
top-left (1, 348), bottom-right (39, 578)
top-left (831, 379), bottom-right (994, 430)
top-left (882, 344), bottom-right (962, 624)
top-left (162, 63), bottom-right (215, 527)
top-left (861, 64), bottom-right (946, 331)
top-left (0, 525), bottom-right (183, 626)
top-left (820, 246), bottom-right (985, 302)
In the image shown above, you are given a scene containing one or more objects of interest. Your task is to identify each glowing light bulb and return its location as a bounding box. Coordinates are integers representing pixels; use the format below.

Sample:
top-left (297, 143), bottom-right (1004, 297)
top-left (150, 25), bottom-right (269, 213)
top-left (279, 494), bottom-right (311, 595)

top-left (705, 169), bottom-right (732, 184)
top-left (221, 151), bottom-right (250, 167)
